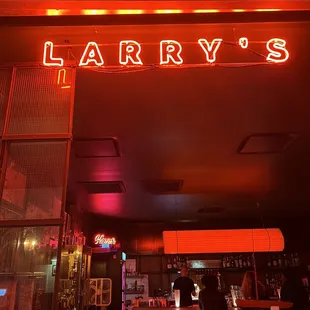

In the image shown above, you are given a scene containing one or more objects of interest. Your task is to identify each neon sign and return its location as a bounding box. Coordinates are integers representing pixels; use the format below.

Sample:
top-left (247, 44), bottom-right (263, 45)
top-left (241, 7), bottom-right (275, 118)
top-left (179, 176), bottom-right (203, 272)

top-left (57, 69), bottom-right (71, 89)
top-left (79, 42), bottom-right (104, 67)
top-left (197, 38), bottom-right (222, 63)
top-left (94, 234), bottom-right (117, 247)
top-left (43, 37), bottom-right (289, 67)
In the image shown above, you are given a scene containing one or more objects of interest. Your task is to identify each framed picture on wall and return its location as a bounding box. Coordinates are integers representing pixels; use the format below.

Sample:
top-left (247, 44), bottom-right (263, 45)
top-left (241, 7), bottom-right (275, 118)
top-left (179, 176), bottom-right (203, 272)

top-left (52, 265), bottom-right (56, 276)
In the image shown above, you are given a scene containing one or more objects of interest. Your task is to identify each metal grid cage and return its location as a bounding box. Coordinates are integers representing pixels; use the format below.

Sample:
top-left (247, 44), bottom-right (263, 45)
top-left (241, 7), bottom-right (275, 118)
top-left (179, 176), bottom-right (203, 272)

top-left (5, 68), bottom-right (74, 136)
top-left (0, 69), bottom-right (12, 136)
top-left (0, 141), bottom-right (68, 220)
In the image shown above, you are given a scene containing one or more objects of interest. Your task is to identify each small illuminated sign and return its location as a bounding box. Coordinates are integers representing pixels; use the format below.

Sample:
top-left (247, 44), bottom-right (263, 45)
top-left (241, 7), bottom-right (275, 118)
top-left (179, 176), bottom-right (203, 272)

top-left (43, 37), bottom-right (289, 68)
top-left (0, 289), bottom-right (7, 297)
top-left (94, 234), bottom-right (117, 247)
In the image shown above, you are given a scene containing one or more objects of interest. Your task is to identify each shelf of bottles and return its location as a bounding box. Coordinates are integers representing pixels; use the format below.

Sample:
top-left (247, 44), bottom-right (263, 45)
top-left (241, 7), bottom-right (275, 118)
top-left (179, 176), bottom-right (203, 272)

top-left (264, 252), bottom-right (301, 298)
top-left (166, 253), bottom-right (301, 273)
top-left (166, 255), bottom-right (187, 273)
top-left (266, 252), bottom-right (300, 269)
top-left (59, 245), bottom-right (92, 310)
top-left (222, 255), bottom-right (253, 269)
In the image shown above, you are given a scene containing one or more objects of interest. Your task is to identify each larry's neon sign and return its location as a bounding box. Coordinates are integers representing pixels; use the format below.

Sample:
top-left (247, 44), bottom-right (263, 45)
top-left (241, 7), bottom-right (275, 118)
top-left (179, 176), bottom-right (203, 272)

top-left (43, 38), bottom-right (289, 67)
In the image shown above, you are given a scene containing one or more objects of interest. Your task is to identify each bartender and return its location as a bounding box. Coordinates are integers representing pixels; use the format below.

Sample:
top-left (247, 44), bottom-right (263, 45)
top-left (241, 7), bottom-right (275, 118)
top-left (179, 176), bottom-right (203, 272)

top-left (173, 266), bottom-right (196, 307)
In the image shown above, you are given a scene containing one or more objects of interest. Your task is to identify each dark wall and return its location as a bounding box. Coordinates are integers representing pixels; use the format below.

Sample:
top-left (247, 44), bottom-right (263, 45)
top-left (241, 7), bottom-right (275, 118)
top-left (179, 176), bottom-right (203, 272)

top-left (83, 214), bottom-right (310, 297)
top-left (83, 213), bottom-right (310, 254)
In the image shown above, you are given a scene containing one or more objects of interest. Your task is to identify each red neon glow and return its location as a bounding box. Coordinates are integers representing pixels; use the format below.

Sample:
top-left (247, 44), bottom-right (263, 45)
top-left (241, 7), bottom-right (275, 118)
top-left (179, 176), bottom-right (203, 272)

top-left (239, 37), bottom-right (249, 49)
top-left (163, 229), bottom-right (284, 254)
top-left (94, 234), bottom-right (116, 245)
top-left (119, 40), bottom-right (143, 65)
top-left (57, 69), bottom-right (71, 89)
top-left (79, 42), bottom-right (104, 67)
top-left (266, 38), bottom-right (289, 63)
top-left (43, 41), bottom-right (64, 67)
top-left (42, 38), bottom-right (290, 68)
top-left (160, 40), bottom-right (183, 65)
top-left (198, 38), bottom-right (222, 63)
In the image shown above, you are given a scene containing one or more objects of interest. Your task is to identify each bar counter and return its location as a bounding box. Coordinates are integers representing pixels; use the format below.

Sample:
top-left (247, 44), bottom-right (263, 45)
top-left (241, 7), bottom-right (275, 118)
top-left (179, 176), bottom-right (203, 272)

top-left (133, 307), bottom-right (239, 310)
top-left (133, 299), bottom-right (294, 309)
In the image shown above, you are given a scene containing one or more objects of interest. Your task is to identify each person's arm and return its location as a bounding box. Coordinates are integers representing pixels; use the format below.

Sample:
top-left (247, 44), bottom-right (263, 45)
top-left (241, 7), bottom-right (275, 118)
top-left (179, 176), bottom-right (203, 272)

top-left (173, 279), bottom-right (179, 291)
top-left (191, 280), bottom-right (196, 296)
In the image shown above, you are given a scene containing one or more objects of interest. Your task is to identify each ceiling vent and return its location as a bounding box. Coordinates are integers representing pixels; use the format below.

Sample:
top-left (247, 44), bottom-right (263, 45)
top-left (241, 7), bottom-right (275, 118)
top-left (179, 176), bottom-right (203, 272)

top-left (73, 138), bottom-right (120, 158)
top-left (237, 133), bottom-right (298, 154)
top-left (142, 180), bottom-right (183, 194)
top-left (81, 181), bottom-right (125, 194)
top-left (197, 207), bottom-right (225, 214)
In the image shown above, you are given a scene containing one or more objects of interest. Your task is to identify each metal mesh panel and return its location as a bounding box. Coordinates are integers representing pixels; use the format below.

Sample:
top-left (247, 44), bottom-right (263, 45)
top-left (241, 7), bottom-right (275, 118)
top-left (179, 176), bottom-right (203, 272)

top-left (6, 68), bottom-right (74, 135)
top-left (0, 69), bottom-right (12, 135)
top-left (0, 226), bottom-right (59, 310)
top-left (0, 141), bottom-right (68, 220)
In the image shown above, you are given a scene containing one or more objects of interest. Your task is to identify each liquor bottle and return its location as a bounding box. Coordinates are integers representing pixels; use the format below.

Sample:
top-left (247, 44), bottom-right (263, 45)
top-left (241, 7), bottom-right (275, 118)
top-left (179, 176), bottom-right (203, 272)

top-left (173, 257), bottom-right (177, 269)
top-left (177, 256), bottom-right (182, 269)
top-left (247, 256), bottom-right (252, 267)
top-left (283, 254), bottom-right (289, 267)
top-left (243, 257), bottom-right (248, 268)
top-left (222, 256), bottom-right (227, 268)
top-left (267, 255), bottom-right (272, 267)
top-left (167, 257), bottom-right (172, 269)
top-left (234, 256), bottom-right (239, 268)
top-left (272, 255), bottom-right (278, 267)
top-left (265, 274), bottom-right (269, 286)
top-left (278, 254), bottom-right (283, 268)
top-left (230, 256), bottom-right (235, 268)
top-left (239, 255), bottom-right (243, 268)
top-left (226, 256), bottom-right (231, 268)
top-left (290, 253), bottom-right (295, 266)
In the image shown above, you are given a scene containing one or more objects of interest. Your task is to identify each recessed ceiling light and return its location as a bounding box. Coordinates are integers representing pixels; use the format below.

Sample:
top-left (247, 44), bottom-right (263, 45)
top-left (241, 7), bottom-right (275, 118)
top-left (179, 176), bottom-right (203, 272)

top-left (237, 133), bottom-right (298, 154)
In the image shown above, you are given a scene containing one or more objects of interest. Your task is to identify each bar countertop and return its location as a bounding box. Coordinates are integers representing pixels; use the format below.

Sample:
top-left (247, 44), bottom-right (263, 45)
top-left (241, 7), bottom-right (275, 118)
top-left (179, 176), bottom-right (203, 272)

top-left (133, 307), bottom-right (239, 310)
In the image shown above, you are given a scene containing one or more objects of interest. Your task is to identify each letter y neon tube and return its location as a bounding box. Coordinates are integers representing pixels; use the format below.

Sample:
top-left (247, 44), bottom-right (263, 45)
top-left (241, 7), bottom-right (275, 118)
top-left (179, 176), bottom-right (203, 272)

top-left (198, 38), bottom-right (222, 63)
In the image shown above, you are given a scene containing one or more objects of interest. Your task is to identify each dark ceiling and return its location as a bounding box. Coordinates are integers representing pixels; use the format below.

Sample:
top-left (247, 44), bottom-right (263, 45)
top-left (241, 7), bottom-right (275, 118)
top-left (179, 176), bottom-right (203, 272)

top-left (1, 21), bottom-right (310, 222)
top-left (68, 22), bottom-right (310, 222)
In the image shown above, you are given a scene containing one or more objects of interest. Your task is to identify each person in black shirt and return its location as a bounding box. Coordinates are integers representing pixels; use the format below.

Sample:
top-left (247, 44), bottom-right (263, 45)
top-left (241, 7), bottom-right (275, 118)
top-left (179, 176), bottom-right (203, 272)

top-left (199, 275), bottom-right (227, 310)
top-left (173, 266), bottom-right (196, 307)
top-left (281, 269), bottom-right (308, 310)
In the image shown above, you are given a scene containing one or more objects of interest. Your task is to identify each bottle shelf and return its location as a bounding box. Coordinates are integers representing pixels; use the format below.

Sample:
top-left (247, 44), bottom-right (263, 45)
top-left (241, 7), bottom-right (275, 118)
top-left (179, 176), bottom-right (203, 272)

top-left (125, 290), bottom-right (144, 295)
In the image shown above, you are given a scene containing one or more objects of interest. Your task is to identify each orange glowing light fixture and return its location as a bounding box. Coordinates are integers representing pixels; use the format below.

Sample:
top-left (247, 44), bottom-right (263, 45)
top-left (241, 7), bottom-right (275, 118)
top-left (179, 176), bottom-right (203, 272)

top-left (163, 229), bottom-right (284, 254)
top-left (193, 9), bottom-right (219, 13)
top-left (117, 9), bottom-right (144, 14)
top-left (155, 9), bottom-right (183, 14)
top-left (82, 9), bottom-right (107, 15)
